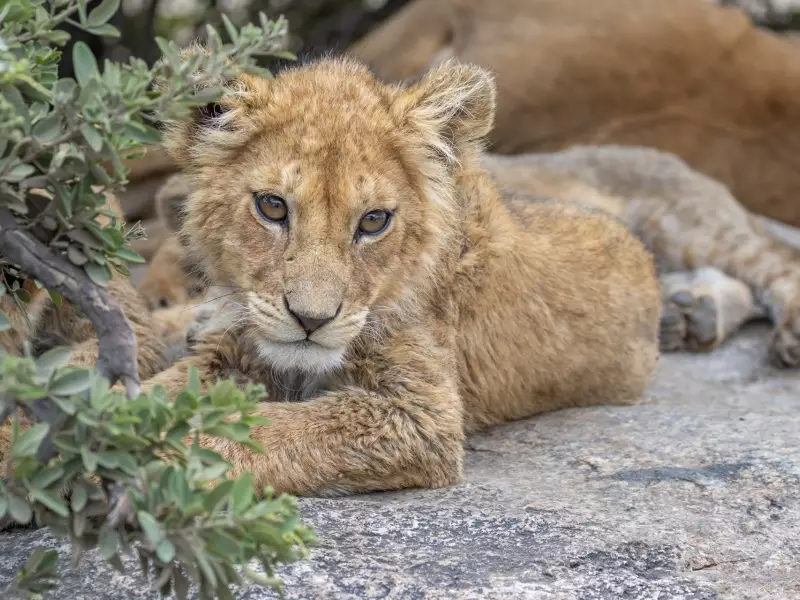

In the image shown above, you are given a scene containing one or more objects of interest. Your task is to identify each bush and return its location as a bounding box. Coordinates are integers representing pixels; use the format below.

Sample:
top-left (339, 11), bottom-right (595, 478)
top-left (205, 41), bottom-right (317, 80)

top-left (0, 1), bottom-right (315, 598)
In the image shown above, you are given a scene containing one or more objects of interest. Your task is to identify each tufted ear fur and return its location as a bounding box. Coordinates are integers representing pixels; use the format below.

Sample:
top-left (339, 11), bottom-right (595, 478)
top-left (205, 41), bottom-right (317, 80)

top-left (391, 60), bottom-right (496, 167)
top-left (156, 44), bottom-right (267, 169)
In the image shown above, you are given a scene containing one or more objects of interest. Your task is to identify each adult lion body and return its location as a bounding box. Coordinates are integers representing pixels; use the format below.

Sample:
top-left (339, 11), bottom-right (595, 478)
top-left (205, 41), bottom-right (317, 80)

top-left (350, 0), bottom-right (800, 228)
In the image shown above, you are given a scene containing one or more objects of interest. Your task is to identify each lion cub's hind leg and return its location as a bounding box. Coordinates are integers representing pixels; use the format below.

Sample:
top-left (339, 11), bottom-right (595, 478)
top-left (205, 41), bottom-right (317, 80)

top-left (659, 268), bottom-right (763, 353)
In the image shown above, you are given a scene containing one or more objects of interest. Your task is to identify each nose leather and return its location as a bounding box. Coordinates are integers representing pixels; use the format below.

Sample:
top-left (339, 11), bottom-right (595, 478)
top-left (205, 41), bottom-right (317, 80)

top-left (284, 296), bottom-right (339, 335)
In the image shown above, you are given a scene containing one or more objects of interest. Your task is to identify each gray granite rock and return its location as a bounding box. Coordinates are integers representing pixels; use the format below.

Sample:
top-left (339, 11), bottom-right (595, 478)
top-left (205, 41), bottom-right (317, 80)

top-left (2, 324), bottom-right (799, 599)
top-left (713, 0), bottom-right (800, 25)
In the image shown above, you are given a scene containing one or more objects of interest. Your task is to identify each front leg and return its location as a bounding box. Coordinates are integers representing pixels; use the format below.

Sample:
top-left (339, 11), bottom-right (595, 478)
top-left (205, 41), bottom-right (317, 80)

top-left (142, 327), bottom-right (466, 496)
top-left (205, 381), bottom-right (465, 496)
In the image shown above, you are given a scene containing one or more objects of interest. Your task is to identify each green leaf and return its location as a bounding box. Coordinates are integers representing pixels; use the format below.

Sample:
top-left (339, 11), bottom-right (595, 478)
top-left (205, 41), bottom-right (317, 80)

top-left (90, 374), bottom-right (110, 404)
top-left (3, 85), bottom-right (30, 134)
top-left (243, 566), bottom-right (281, 589)
top-left (84, 262), bottom-right (111, 287)
top-left (37, 548), bottom-right (59, 575)
top-left (196, 462), bottom-right (229, 482)
top-left (137, 511), bottom-right (162, 547)
top-left (202, 479), bottom-right (234, 514)
top-left (12, 423), bottom-right (49, 458)
top-left (44, 29), bottom-right (72, 46)
top-left (80, 124), bottom-right (103, 152)
top-left (121, 122), bottom-right (161, 145)
top-left (50, 395), bottom-right (76, 415)
top-left (13, 287), bottom-right (32, 303)
top-left (29, 488), bottom-right (69, 517)
top-left (195, 549), bottom-right (218, 588)
top-left (0, 496), bottom-right (6, 518)
top-left (80, 446), bottom-right (98, 471)
top-left (205, 530), bottom-right (241, 557)
top-left (96, 451), bottom-right (136, 474)
top-left (21, 546), bottom-right (48, 575)
top-left (87, 0), bottom-right (120, 27)
top-left (48, 290), bottom-right (63, 307)
top-left (77, 0), bottom-right (88, 23)
top-left (29, 465), bottom-right (65, 490)
top-left (49, 368), bottom-right (92, 396)
top-left (32, 113), bottom-right (61, 143)
top-left (3, 163), bottom-right (35, 183)
top-left (53, 435), bottom-right (80, 455)
top-left (231, 473), bottom-right (254, 514)
top-left (187, 366), bottom-right (201, 397)
top-left (0, 311), bottom-right (10, 332)
top-left (67, 228), bottom-right (103, 250)
top-left (8, 494), bottom-right (33, 524)
top-left (71, 484), bottom-right (87, 512)
top-left (155, 539), bottom-right (176, 564)
top-left (87, 23), bottom-right (120, 38)
top-left (36, 346), bottom-right (72, 373)
top-left (113, 246), bottom-right (145, 264)
top-left (53, 78), bottom-right (77, 103)
top-left (72, 42), bottom-right (99, 88)
top-left (221, 13), bottom-right (239, 44)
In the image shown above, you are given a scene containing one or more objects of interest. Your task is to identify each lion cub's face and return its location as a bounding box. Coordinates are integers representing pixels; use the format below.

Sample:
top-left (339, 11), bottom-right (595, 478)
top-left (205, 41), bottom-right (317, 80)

top-left (164, 56), bottom-right (495, 374)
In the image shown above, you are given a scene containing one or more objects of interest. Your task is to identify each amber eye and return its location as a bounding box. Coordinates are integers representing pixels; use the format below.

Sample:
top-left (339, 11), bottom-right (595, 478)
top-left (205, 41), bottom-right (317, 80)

top-left (357, 210), bottom-right (392, 236)
top-left (254, 193), bottom-right (288, 223)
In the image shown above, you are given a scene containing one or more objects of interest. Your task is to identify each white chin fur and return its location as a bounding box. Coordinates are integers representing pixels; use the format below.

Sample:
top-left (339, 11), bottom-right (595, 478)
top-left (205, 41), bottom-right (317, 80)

top-left (255, 339), bottom-right (345, 374)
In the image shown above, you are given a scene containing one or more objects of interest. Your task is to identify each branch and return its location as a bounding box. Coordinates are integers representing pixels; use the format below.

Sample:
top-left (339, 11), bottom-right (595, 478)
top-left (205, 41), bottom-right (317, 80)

top-left (0, 207), bottom-right (140, 398)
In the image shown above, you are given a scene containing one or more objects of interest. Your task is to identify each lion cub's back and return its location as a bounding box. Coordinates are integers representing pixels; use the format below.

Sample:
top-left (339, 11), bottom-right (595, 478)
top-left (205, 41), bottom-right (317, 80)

top-left (456, 198), bottom-right (661, 431)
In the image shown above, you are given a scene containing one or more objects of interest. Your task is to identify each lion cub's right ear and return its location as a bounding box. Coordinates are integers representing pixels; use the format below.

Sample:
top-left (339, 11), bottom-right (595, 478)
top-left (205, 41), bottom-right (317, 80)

top-left (156, 44), bottom-right (267, 169)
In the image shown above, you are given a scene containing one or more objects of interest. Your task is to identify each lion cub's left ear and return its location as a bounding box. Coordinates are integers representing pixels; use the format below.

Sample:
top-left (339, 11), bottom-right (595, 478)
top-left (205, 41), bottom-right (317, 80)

top-left (392, 61), bottom-right (496, 165)
top-left (156, 44), bottom-right (265, 169)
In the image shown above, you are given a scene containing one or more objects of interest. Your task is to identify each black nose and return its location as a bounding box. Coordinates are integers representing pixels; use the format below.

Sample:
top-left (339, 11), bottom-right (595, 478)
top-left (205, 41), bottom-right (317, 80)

top-left (284, 297), bottom-right (340, 335)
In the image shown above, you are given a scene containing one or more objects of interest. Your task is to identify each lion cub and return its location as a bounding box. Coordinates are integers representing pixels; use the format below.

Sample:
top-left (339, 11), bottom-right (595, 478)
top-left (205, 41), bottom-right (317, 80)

top-left (129, 54), bottom-right (661, 496)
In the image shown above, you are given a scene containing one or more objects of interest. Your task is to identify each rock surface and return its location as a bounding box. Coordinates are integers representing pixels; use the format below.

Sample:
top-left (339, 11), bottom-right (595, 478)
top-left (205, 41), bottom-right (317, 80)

top-left (1, 324), bottom-right (799, 599)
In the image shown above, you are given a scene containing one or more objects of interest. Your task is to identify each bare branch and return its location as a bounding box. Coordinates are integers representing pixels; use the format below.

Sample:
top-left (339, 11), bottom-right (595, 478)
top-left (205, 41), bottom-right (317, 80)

top-left (0, 207), bottom-right (140, 398)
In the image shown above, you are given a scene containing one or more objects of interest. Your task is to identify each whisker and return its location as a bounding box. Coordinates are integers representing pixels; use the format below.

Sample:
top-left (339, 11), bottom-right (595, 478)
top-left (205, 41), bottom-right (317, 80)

top-left (179, 291), bottom-right (240, 313)
top-left (207, 283), bottom-right (252, 291)
top-left (214, 313), bottom-right (251, 354)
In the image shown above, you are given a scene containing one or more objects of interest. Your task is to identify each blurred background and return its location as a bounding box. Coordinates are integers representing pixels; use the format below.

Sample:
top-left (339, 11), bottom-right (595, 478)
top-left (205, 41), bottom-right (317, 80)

top-left (74, 0), bottom-right (800, 260)
top-left (60, 0), bottom-right (410, 76)
top-left (58, 0), bottom-right (800, 77)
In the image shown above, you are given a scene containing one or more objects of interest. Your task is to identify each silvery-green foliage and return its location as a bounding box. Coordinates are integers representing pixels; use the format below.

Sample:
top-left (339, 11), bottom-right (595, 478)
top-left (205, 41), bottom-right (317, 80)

top-left (0, 3), bottom-right (314, 598)
top-left (1, 348), bottom-right (316, 599)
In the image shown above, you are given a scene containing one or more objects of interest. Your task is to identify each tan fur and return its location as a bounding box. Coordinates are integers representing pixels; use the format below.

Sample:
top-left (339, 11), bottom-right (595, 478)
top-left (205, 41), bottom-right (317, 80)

top-left (124, 56), bottom-right (662, 497)
top-left (350, 0), bottom-right (800, 228)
